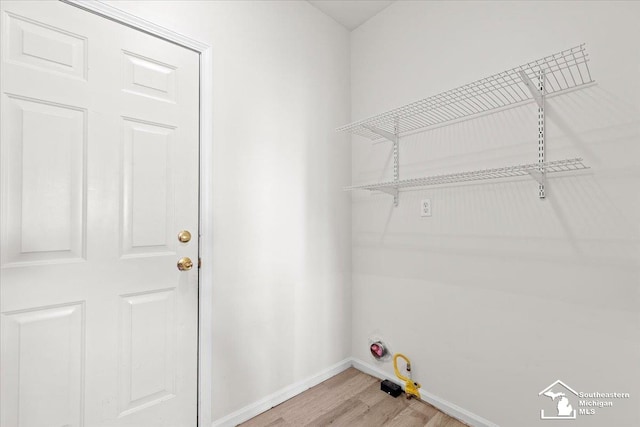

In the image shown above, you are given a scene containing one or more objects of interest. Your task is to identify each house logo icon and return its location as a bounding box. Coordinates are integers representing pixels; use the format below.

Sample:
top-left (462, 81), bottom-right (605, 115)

top-left (539, 380), bottom-right (578, 420)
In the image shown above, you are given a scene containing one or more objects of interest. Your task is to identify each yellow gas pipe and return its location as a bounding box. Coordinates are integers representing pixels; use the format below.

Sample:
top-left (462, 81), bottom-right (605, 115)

top-left (393, 353), bottom-right (421, 400)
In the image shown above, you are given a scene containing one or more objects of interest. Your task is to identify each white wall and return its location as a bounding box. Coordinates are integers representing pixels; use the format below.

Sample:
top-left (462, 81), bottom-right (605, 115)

top-left (350, 1), bottom-right (639, 426)
top-left (103, 1), bottom-right (352, 423)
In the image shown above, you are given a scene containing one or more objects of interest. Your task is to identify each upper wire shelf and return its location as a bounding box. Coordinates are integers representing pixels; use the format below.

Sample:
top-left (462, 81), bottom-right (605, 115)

top-left (345, 158), bottom-right (589, 192)
top-left (337, 44), bottom-right (593, 140)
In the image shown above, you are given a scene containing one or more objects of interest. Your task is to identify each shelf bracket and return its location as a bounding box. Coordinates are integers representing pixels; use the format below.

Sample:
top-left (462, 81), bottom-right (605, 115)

top-left (526, 169), bottom-right (544, 185)
top-left (518, 70), bottom-right (543, 108)
top-left (363, 122), bottom-right (400, 206)
top-left (362, 125), bottom-right (397, 143)
top-left (376, 187), bottom-right (399, 199)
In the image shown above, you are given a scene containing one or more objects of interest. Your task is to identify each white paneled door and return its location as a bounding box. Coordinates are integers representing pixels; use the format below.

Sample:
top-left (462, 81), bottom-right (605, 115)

top-left (0, 1), bottom-right (200, 426)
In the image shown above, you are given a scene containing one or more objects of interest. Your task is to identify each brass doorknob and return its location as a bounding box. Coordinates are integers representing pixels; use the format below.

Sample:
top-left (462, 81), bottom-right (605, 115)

top-left (178, 230), bottom-right (192, 243)
top-left (177, 257), bottom-right (193, 271)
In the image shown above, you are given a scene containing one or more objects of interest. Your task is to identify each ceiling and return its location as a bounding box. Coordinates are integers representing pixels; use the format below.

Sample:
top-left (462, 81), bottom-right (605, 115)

top-left (307, 0), bottom-right (395, 31)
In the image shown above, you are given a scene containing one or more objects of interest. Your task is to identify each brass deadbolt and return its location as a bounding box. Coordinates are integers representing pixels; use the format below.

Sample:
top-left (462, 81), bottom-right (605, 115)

top-left (178, 230), bottom-right (192, 243)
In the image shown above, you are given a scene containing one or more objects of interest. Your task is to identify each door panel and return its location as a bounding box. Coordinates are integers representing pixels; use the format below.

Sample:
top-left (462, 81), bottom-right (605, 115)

top-left (119, 289), bottom-right (176, 417)
top-left (0, 2), bottom-right (199, 426)
top-left (2, 94), bottom-right (86, 266)
top-left (122, 51), bottom-right (176, 102)
top-left (122, 118), bottom-right (176, 256)
top-left (4, 11), bottom-right (87, 80)
top-left (2, 302), bottom-right (84, 427)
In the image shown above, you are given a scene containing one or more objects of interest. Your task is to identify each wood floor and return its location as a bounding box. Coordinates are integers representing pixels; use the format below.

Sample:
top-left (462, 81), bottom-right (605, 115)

top-left (239, 368), bottom-right (468, 427)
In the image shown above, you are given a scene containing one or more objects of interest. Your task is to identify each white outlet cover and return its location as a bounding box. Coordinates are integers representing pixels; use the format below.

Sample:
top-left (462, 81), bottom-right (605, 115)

top-left (421, 199), bottom-right (432, 217)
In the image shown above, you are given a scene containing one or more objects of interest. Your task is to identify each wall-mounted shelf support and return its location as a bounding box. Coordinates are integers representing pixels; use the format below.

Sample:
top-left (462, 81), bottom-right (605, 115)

top-left (338, 45), bottom-right (593, 205)
top-left (526, 169), bottom-right (544, 186)
top-left (363, 121), bottom-right (401, 206)
top-left (518, 69), bottom-right (547, 198)
top-left (392, 119), bottom-right (399, 206)
top-left (518, 70), bottom-right (544, 108)
top-left (376, 187), bottom-right (399, 199)
top-left (537, 71), bottom-right (546, 198)
top-left (362, 125), bottom-right (396, 143)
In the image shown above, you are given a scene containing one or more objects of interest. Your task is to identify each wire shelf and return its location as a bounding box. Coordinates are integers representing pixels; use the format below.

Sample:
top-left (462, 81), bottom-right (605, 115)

top-left (345, 158), bottom-right (589, 192)
top-left (337, 44), bottom-right (593, 140)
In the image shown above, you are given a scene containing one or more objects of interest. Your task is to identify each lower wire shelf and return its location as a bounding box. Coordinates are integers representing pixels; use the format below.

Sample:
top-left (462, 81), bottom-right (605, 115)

top-left (345, 158), bottom-right (589, 195)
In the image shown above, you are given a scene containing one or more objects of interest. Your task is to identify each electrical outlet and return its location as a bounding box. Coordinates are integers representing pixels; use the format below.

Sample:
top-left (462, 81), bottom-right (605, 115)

top-left (420, 199), bottom-right (432, 217)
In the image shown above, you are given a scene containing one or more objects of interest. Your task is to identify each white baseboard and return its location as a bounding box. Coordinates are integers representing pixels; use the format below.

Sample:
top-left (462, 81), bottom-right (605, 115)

top-left (212, 357), bottom-right (499, 427)
top-left (351, 358), bottom-right (500, 427)
top-left (211, 358), bottom-right (352, 427)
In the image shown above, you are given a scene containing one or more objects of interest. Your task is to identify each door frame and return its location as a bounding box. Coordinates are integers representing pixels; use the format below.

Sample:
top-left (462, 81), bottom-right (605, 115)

top-left (59, 1), bottom-right (214, 425)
